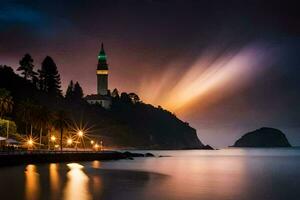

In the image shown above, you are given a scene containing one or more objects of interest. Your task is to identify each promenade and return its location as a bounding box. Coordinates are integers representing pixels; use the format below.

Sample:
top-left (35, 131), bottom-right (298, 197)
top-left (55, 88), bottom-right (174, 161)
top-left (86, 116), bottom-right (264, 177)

top-left (0, 150), bottom-right (128, 167)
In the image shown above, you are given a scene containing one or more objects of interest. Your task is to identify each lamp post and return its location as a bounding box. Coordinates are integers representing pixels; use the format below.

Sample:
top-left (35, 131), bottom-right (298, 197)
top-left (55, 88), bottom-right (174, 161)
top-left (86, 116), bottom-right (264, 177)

top-left (51, 135), bottom-right (56, 142)
top-left (67, 138), bottom-right (73, 147)
top-left (94, 143), bottom-right (99, 151)
top-left (77, 130), bottom-right (83, 137)
top-left (6, 120), bottom-right (9, 139)
top-left (50, 135), bottom-right (56, 150)
top-left (90, 140), bottom-right (94, 150)
top-left (76, 130), bottom-right (84, 150)
top-left (27, 138), bottom-right (33, 150)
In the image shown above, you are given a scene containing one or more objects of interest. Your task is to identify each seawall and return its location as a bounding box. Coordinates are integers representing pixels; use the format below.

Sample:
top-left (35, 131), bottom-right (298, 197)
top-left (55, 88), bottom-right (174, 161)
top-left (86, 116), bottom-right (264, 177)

top-left (0, 151), bottom-right (132, 167)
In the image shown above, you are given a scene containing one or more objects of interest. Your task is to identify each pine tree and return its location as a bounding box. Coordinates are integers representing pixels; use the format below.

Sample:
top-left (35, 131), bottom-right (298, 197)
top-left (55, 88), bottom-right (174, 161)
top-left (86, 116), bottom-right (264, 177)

top-left (112, 88), bottom-right (120, 98)
top-left (17, 54), bottom-right (37, 80)
top-left (73, 82), bottom-right (83, 100)
top-left (39, 56), bottom-right (62, 96)
top-left (65, 80), bottom-right (74, 100)
top-left (65, 81), bottom-right (83, 101)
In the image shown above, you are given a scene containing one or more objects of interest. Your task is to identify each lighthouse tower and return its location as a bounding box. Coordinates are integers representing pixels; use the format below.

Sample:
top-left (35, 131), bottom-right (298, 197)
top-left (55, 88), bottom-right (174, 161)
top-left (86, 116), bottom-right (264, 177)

top-left (97, 43), bottom-right (108, 95)
top-left (85, 43), bottom-right (111, 109)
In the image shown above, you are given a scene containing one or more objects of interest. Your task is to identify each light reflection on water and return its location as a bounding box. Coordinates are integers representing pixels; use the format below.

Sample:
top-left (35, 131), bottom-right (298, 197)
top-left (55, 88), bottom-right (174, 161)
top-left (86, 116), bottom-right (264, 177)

top-left (25, 164), bottom-right (40, 200)
top-left (49, 163), bottom-right (59, 195)
top-left (0, 148), bottom-right (300, 200)
top-left (64, 163), bottom-right (91, 200)
top-left (92, 160), bottom-right (101, 168)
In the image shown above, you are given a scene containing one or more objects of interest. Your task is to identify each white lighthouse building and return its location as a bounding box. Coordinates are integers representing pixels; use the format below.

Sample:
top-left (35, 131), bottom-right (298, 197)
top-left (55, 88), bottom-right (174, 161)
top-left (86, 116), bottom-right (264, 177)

top-left (85, 43), bottom-right (111, 109)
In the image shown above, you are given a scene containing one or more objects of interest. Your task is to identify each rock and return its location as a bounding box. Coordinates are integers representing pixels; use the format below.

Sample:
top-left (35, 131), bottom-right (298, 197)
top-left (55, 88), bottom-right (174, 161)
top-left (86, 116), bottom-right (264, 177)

top-left (232, 127), bottom-right (292, 147)
top-left (158, 155), bottom-right (171, 157)
top-left (123, 151), bottom-right (145, 158)
top-left (202, 145), bottom-right (214, 150)
top-left (145, 153), bottom-right (155, 157)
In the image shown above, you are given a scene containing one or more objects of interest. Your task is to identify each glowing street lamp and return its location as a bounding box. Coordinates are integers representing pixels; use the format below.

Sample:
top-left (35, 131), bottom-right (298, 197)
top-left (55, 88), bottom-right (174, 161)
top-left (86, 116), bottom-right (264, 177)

top-left (27, 139), bottom-right (33, 146)
top-left (90, 140), bottom-right (94, 145)
top-left (94, 143), bottom-right (99, 151)
top-left (67, 138), bottom-right (73, 145)
top-left (51, 135), bottom-right (56, 142)
top-left (77, 130), bottom-right (84, 137)
top-left (27, 138), bottom-right (34, 150)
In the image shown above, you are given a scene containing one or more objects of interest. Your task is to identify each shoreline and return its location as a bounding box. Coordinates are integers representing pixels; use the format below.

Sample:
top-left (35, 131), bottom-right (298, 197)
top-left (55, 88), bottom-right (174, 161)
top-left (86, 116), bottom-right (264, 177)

top-left (0, 150), bottom-right (152, 167)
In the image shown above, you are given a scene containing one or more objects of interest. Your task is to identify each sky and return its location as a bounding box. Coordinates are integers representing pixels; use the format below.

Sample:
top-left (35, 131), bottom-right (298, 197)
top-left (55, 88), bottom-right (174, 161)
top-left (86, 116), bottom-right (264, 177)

top-left (0, 0), bottom-right (300, 147)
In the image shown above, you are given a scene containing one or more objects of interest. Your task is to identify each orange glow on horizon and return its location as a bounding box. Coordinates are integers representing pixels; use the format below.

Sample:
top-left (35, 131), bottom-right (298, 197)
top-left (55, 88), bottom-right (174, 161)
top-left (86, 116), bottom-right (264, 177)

top-left (138, 45), bottom-right (275, 115)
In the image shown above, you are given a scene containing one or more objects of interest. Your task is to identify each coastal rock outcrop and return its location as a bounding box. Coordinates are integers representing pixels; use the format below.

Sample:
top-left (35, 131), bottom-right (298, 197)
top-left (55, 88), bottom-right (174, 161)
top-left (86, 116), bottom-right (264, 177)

top-left (232, 127), bottom-right (291, 147)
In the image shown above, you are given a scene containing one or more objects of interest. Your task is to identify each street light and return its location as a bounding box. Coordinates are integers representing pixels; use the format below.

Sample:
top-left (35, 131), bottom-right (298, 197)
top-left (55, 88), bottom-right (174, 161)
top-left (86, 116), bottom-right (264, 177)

top-left (27, 138), bottom-right (34, 150)
top-left (67, 138), bottom-right (73, 145)
top-left (94, 143), bottom-right (99, 151)
top-left (51, 135), bottom-right (56, 142)
top-left (27, 139), bottom-right (33, 146)
top-left (77, 130), bottom-right (83, 137)
top-left (90, 140), bottom-right (94, 145)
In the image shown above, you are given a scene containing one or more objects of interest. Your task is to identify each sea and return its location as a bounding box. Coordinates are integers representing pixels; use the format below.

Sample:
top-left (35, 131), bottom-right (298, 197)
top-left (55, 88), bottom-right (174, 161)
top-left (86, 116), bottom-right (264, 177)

top-left (0, 148), bottom-right (300, 200)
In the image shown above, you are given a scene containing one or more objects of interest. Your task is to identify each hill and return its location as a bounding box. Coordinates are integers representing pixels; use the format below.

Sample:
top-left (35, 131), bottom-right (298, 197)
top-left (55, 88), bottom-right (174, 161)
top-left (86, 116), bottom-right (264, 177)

top-left (0, 65), bottom-right (208, 149)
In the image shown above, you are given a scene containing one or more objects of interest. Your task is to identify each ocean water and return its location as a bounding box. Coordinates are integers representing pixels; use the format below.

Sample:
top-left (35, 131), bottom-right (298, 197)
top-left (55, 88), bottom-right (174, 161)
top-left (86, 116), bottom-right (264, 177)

top-left (0, 148), bottom-right (300, 200)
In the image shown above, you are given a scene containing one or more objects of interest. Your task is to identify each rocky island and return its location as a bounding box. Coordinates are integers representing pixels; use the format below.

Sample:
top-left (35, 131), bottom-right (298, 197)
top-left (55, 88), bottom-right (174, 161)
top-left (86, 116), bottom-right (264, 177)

top-left (232, 127), bottom-right (292, 147)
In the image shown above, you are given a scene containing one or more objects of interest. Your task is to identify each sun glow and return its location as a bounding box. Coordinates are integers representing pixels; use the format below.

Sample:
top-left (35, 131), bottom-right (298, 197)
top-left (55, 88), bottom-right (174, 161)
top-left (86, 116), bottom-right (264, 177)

top-left (139, 44), bottom-right (276, 114)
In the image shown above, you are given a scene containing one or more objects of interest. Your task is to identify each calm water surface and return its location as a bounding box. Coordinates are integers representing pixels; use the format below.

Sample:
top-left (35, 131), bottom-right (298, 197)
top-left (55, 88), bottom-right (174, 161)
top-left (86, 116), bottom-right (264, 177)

top-left (0, 148), bottom-right (300, 200)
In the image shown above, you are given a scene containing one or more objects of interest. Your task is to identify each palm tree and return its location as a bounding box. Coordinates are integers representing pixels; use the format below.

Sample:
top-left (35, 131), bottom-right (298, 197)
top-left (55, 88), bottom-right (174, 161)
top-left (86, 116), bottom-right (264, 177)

top-left (0, 88), bottom-right (13, 119)
top-left (0, 88), bottom-right (13, 139)
top-left (53, 110), bottom-right (70, 151)
top-left (18, 100), bottom-right (35, 136)
top-left (34, 106), bottom-right (54, 146)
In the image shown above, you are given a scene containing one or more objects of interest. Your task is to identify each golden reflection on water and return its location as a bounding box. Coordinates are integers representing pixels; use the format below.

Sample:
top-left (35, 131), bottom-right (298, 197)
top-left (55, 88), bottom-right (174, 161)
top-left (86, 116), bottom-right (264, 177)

top-left (25, 164), bottom-right (40, 200)
top-left (64, 163), bottom-right (91, 200)
top-left (49, 163), bottom-right (59, 196)
top-left (92, 160), bottom-right (101, 168)
top-left (142, 149), bottom-right (248, 199)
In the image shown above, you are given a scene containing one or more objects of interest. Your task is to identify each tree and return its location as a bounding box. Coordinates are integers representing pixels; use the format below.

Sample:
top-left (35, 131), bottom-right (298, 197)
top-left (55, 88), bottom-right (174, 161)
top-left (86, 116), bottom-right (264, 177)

top-left (120, 92), bottom-right (132, 104)
top-left (34, 106), bottom-right (53, 146)
top-left (128, 93), bottom-right (140, 104)
top-left (0, 89), bottom-right (13, 139)
top-left (0, 88), bottom-right (13, 119)
top-left (112, 88), bottom-right (120, 99)
top-left (31, 75), bottom-right (39, 89)
top-left (65, 81), bottom-right (83, 102)
top-left (17, 99), bottom-right (36, 136)
top-left (17, 54), bottom-right (37, 80)
top-left (65, 80), bottom-right (74, 100)
top-left (73, 82), bottom-right (83, 100)
top-left (39, 56), bottom-right (62, 96)
top-left (53, 110), bottom-right (70, 151)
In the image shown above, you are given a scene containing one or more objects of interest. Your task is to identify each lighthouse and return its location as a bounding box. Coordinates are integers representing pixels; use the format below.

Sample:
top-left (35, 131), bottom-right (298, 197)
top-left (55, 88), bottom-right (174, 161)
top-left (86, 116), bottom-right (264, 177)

top-left (85, 43), bottom-right (111, 109)
top-left (97, 43), bottom-right (108, 95)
